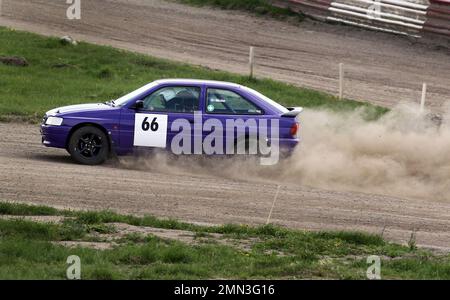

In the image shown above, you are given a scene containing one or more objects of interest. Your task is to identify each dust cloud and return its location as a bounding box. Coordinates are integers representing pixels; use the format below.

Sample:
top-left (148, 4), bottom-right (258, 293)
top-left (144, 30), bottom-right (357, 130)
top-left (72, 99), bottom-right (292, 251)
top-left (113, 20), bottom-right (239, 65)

top-left (119, 103), bottom-right (450, 201)
top-left (285, 103), bottom-right (450, 200)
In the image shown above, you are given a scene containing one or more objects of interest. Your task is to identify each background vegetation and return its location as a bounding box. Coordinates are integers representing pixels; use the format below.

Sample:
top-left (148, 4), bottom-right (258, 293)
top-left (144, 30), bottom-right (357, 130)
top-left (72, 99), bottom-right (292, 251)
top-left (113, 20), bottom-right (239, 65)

top-left (0, 27), bottom-right (387, 122)
top-left (0, 202), bottom-right (448, 279)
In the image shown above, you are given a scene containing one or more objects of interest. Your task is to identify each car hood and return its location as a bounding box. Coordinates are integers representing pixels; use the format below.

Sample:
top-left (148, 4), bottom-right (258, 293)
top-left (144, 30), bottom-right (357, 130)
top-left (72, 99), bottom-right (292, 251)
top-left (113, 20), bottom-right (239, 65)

top-left (46, 103), bottom-right (115, 116)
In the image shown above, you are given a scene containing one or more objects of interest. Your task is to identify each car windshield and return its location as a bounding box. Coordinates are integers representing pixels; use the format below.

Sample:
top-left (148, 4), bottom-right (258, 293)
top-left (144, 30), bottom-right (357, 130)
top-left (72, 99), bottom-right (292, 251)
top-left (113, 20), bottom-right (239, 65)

top-left (114, 81), bottom-right (160, 106)
top-left (241, 86), bottom-right (288, 114)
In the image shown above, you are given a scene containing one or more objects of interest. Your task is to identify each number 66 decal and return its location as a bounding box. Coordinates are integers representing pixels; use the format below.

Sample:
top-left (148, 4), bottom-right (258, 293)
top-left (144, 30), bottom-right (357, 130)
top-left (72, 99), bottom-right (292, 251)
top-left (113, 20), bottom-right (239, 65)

top-left (141, 117), bottom-right (159, 132)
top-left (134, 113), bottom-right (168, 148)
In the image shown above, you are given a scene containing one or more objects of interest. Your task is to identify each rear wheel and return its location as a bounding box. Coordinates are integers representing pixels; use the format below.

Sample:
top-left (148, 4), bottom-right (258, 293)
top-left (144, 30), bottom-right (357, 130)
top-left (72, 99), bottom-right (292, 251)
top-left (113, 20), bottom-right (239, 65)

top-left (68, 126), bottom-right (109, 165)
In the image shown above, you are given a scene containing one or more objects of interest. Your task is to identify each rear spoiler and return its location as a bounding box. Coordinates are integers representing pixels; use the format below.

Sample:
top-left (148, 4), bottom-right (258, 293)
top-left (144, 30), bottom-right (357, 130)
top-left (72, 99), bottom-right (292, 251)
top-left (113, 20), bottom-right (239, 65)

top-left (282, 107), bottom-right (303, 117)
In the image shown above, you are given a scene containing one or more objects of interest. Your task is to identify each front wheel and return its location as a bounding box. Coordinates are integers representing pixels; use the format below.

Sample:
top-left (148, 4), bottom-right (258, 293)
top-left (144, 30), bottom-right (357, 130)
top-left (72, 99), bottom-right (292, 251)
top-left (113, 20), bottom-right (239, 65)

top-left (68, 126), bottom-right (109, 165)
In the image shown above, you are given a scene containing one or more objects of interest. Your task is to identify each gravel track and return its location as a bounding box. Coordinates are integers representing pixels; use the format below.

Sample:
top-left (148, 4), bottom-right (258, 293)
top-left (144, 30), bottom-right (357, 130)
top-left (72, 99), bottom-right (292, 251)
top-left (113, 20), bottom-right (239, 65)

top-left (0, 123), bottom-right (449, 251)
top-left (0, 0), bottom-right (449, 251)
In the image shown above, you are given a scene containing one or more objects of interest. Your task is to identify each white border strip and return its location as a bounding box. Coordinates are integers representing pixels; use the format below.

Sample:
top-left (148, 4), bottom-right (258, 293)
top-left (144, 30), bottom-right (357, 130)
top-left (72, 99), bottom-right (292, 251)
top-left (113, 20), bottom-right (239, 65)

top-left (327, 16), bottom-right (422, 37)
top-left (331, 2), bottom-right (426, 24)
top-left (379, 0), bottom-right (428, 10)
top-left (352, 0), bottom-right (427, 15)
top-left (329, 7), bottom-right (424, 29)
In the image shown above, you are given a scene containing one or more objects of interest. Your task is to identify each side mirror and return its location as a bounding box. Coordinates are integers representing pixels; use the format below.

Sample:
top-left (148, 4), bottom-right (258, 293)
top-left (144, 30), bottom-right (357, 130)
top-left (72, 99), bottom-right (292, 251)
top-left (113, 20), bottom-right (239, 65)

top-left (134, 100), bottom-right (144, 110)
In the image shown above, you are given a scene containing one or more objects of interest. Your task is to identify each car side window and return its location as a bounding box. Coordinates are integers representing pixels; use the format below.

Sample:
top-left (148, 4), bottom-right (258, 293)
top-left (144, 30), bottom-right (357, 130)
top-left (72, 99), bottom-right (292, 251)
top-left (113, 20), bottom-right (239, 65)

top-left (206, 89), bottom-right (263, 115)
top-left (142, 86), bottom-right (200, 113)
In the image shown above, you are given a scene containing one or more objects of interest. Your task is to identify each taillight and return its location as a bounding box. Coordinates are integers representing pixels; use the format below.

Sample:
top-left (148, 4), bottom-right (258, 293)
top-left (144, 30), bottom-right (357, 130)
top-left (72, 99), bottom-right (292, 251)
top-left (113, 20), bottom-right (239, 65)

top-left (290, 122), bottom-right (300, 137)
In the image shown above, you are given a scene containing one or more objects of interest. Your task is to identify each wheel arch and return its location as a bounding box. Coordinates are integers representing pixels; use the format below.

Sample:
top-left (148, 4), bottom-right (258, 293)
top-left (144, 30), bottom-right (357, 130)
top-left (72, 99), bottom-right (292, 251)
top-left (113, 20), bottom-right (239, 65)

top-left (65, 122), bottom-right (112, 153)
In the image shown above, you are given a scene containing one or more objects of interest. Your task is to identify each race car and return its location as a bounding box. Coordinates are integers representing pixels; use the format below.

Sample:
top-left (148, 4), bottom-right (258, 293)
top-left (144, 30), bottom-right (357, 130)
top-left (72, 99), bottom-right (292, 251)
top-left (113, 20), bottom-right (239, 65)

top-left (41, 79), bottom-right (302, 165)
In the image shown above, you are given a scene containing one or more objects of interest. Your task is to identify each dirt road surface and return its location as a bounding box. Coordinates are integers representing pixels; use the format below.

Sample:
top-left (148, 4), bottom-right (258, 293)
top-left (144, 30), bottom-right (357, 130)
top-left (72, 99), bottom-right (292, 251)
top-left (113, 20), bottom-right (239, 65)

top-left (0, 0), bottom-right (449, 111)
top-left (1, 123), bottom-right (449, 251)
top-left (0, 0), bottom-right (449, 251)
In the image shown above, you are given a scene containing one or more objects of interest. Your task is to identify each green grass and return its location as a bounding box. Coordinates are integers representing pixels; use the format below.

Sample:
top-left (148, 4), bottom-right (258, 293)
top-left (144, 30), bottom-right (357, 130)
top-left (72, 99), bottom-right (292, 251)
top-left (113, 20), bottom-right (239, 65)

top-left (0, 201), bottom-right (449, 279)
top-left (176, 0), bottom-right (304, 20)
top-left (0, 202), bottom-right (60, 216)
top-left (0, 27), bottom-right (387, 123)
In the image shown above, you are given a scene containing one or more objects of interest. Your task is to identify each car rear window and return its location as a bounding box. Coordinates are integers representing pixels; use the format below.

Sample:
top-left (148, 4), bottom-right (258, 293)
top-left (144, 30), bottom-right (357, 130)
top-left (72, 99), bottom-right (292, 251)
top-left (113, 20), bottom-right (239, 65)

top-left (241, 86), bottom-right (288, 114)
top-left (206, 89), bottom-right (263, 115)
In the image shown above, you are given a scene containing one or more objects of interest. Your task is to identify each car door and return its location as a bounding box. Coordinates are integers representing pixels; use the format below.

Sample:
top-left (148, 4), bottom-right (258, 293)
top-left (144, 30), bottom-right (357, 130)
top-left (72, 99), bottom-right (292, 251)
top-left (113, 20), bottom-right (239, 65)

top-left (202, 86), bottom-right (266, 155)
top-left (119, 84), bottom-right (203, 155)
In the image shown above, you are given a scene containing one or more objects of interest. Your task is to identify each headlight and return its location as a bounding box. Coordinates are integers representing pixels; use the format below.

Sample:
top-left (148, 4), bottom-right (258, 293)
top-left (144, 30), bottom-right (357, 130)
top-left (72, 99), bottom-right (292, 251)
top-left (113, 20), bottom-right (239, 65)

top-left (45, 116), bottom-right (63, 126)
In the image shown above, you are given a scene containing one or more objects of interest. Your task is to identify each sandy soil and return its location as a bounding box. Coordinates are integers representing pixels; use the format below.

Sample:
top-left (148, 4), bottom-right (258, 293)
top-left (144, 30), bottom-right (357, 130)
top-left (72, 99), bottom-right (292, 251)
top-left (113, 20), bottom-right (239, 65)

top-left (0, 0), bottom-right (449, 111)
top-left (0, 123), bottom-right (449, 251)
top-left (0, 0), bottom-right (449, 251)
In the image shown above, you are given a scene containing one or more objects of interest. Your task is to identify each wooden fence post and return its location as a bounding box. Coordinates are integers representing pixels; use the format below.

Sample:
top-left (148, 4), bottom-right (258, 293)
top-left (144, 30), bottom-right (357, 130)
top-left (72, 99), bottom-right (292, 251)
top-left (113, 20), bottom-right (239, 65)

top-left (249, 46), bottom-right (255, 79)
top-left (420, 83), bottom-right (427, 113)
top-left (339, 63), bottom-right (344, 100)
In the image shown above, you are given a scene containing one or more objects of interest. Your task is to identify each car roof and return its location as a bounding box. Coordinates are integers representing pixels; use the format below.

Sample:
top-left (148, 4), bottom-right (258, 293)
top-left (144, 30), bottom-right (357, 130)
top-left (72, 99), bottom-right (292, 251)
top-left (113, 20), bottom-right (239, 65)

top-left (153, 79), bottom-right (289, 114)
top-left (154, 79), bottom-right (242, 88)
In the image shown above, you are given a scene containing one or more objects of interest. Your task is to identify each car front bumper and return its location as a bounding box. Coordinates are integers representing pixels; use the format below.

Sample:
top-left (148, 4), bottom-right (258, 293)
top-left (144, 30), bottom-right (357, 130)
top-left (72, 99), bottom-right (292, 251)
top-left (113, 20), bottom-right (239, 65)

top-left (40, 124), bottom-right (71, 149)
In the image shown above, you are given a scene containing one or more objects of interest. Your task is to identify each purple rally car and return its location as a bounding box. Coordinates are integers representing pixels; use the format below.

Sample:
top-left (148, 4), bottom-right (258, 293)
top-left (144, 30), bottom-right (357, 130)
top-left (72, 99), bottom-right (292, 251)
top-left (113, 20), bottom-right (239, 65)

top-left (41, 79), bottom-right (302, 165)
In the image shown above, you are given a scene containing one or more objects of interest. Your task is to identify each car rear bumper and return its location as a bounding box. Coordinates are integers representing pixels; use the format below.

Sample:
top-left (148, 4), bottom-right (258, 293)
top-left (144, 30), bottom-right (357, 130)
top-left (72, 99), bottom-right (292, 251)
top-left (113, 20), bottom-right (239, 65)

top-left (40, 125), bottom-right (71, 149)
top-left (279, 138), bottom-right (299, 154)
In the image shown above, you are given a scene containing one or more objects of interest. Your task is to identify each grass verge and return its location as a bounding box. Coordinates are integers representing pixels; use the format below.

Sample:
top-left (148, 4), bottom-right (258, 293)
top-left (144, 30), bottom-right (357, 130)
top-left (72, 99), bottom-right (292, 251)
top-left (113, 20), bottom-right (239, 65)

top-left (0, 27), bottom-right (387, 123)
top-left (0, 202), bottom-right (448, 279)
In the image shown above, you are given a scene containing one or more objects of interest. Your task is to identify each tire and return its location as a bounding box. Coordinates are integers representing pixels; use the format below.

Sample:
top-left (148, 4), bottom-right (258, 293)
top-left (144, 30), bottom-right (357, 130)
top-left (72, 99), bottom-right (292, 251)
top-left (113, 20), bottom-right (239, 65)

top-left (68, 126), bottom-right (110, 165)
